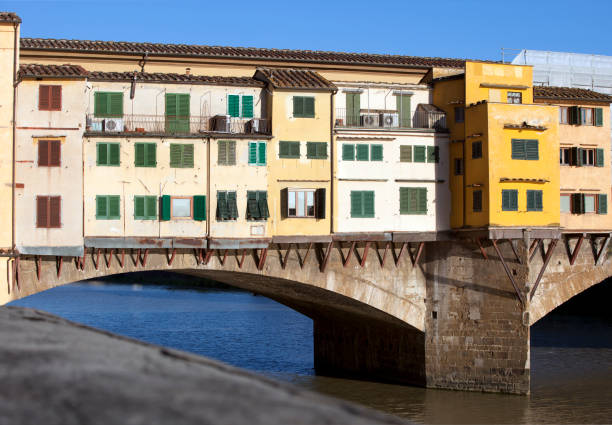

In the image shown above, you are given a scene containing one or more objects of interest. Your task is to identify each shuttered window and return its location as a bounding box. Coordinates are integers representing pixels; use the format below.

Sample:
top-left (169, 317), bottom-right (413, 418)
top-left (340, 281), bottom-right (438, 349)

top-left (502, 189), bottom-right (518, 211)
top-left (133, 195), bottom-right (157, 220)
top-left (413, 146), bottom-right (426, 163)
top-left (473, 190), bottom-right (482, 212)
top-left (97, 142), bottom-right (120, 166)
top-left (160, 196), bottom-right (205, 220)
top-left (248, 141), bottom-right (266, 165)
top-left (472, 141), bottom-right (482, 159)
top-left (193, 195), bottom-right (207, 221)
top-left (293, 96), bottom-right (315, 118)
top-left (399, 187), bottom-right (427, 215)
top-left (427, 146), bottom-right (439, 163)
top-left (400, 145), bottom-right (412, 162)
top-left (595, 148), bottom-right (605, 167)
top-left (342, 144), bottom-right (355, 161)
top-left (286, 189), bottom-right (316, 217)
top-left (217, 191), bottom-right (238, 220)
top-left (526, 190), bottom-right (543, 212)
top-left (134, 143), bottom-right (157, 167)
top-left (279, 141), bottom-right (300, 158)
top-left (94, 92), bottom-right (123, 117)
top-left (36, 196), bottom-right (61, 228)
top-left (165, 93), bottom-right (190, 133)
top-left (96, 195), bottom-right (120, 220)
top-left (217, 140), bottom-right (236, 165)
top-left (246, 191), bottom-right (269, 220)
top-left (169, 144), bottom-right (194, 168)
top-left (346, 93), bottom-right (361, 126)
top-left (370, 145), bottom-right (383, 161)
top-left (598, 194), bottom-right (608, 214)
top-left (511, 139), bottom-right (539, 160)
top-left (307, 142), bottom-right (328, 159)
top-left (595, 108), bottom-right (604, 127)
top-left (228, 95), bottom-right (240, 117)
top-left (242, 95), bottom-right (253, 118)
top-left (356, 144), bottom-right (369, 161)
top-left (350, 191), bottom-right (375, 218)
top-left (39, 85), bottom-right (61, 111)
top-left (38, 139), bottom-right (61, 166)
top-left (454, 158), bottom-right (463, 175)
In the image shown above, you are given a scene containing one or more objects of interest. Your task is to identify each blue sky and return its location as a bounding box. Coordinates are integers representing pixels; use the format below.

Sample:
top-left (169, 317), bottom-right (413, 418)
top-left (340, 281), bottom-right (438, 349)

top-left (4, 0), bottom-right (612, 61)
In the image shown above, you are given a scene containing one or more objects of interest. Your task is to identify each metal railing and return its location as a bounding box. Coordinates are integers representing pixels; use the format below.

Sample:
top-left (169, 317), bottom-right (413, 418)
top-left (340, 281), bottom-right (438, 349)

top-left (334, 109), bottom-right (447, 130)
top-left (85, 114), bottom-right (271, 136)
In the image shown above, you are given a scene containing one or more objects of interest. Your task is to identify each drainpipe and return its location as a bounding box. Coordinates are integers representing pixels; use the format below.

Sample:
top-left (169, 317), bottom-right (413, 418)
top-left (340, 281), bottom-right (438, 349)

top-left (11, 22), bottom-right (18, 252)
top-left (330, 88), bottom-right (337, 234)
top-left (462, 139), bottom-right (467, 227)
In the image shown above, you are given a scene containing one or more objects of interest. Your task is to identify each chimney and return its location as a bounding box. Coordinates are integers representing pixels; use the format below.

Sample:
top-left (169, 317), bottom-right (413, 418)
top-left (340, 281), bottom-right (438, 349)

top-left (185, 67), bottom-right (191, 76)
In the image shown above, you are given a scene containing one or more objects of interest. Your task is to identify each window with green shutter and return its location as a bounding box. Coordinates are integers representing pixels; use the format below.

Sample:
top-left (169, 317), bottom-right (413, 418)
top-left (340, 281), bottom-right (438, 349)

top-left (241, 95), bottom-right (254, 118)
top-left (217, 191), bottom-right (238, 220)
top-left (94, 92), bottom-right (123, 118)
top-left (342, 144), bottom-right (355, 161)
top-left (165, 93), bottom-right (190, 133)
top-left (248, 141), bottom-right (266, 165)
top-left (399, 187), bottom-right (427, 215)
top-left (218, 140), bottom-right (236, 165)
top-left (396, 94), bottom-right (412, 128)
top-left (346, 93), bottom-right (360, 126)
top-left (293, 96), bottom-right (315, 118)
top-left (96, 195), bottom-right (120, 220)
top-left (228, 95), bottom-right (240, 117)
top-left (427, 146), bottom-right (439, 163)
top-left (511, 139), bottom-right (539, 160)
top-left (502, 189), bottom-right (519, 211)
top-left (370, 145), bottom-right (383, 161)
top-left (526, 190), bottom-right (543, 211)
top-left (596, 148), bottom-right (605, 167)
top-left (279, 141), bottom-right (300, 158)
top-left (134, 143), bottom-right (156, 167)
top-left (134, 195), bottom-right (157, 220)
top-left (96, 142), bottom-right (120, 166)
top-left (356, 144), bottom-right (369, 161)
top-left (473, 190), bottom-right (482, 212)
top-left (193, 195), bottom-right (206, 221)
top-left (350, 191), bottom-right (375, 218)
top-left (307, 142), bottom-right (328, 159)
top-left (595, 108), bottom-right (604, 127)
top-left (246, 191), bottom-right (269, 220)
top-left (413, 145), bottom-right (426, 163)
top-left (400, 145), bottom-right (412, 162)
top-left (169, 144), bottom-right (194, 168)
top-left (598, 194), bottom-right (608, 214)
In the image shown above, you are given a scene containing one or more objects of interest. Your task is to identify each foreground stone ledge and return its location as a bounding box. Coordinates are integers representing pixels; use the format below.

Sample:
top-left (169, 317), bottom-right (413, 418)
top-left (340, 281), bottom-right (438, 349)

top-left (0, 306), bottom-right (409, 425)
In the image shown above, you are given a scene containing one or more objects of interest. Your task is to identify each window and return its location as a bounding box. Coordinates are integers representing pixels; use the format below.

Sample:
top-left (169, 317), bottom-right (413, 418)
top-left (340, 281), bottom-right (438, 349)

top-left (570, 193), bottom-right (608, 214)
top-left (560, 147), bottom-right (571, 166)
top-left (472, 141), bottom-right (482, 159)
top-left (454, 158), bottom-right (463, 175)
top-left (571, 147), bottom-right (604, 167)
top-left (307, 142), bottom-right (328, 159)
top-left (172, 197), bottom-right (192, 218)
top-left (165, 93), bottom-right (190, 133)
top-left (511, 139), bottom-right (539, 160)
top-left (242, 95), bottom-right (254, 118)
top-left (581, 107), bottom-right (594, 126)
top-left (134, 196), bottom-right (157, 220)
top-left (39, 85), bottom-right (61, 111)
top-left (218, 140), bottom-right (236, 165)
top-left (370, 144), bottom-right (383, 161)
top-left (356, 144), bottom-right (369, 161)
top-left (413, 145), bottom-right (426, 163)
top-left (526, 190), bottom-right (543, 212)
top-left (454, 107), bottom-right (464, 123)
top-left (38, 139), bottom-right (61, 167)
top-left (560, 194), bottom-right (571, 213)
top-left (248, 141), bottom-right (266, 165)
top-left (342, 144), bottom-right (355, 161)
top-left (36, 196), bottom-right (61, 228)
top-left (160, 195), bottom-right (205, 221)
top-left (287, 189), bottom-right (315, 217)
top-left (279, 141), bottom-right (300, 159)
top-left (581, 148), bottom-right (595, 166)
top-left (351, 191), bottom-right (375, 218)
top-left (400, 145), bottom-right (412, 162)
top-left (135, 143), bottom-right (157, 167)
top-left (217, 191), bottom-right (238, 220)
top-left (246, 191), bottom-right (269, 220)
top-left (169, 144), bottom-right (194, 168)
top-left (599, 194), bottom-right (608, 214)
top-left (507, 92), bottom-right (522, 104)
top-left (473, 190), bottom-right (482, 212)
top-left (96, 195), bottom-right (120, 220)
top-left (228, 95), bottom-right (254, 118)
top-left (97, 142), bottom-right (120, 166)
top-left (584, 194), bottom-right (596, 213)
top-left (559, 106), bottom-right (569, 124)
top-left (399, 187), bottom-right (427, 215)
top-left (293, 96), bottom-right (315, 118)
top-left (346, 93), bottom-right (361, 126)
top-left (427, 146), bottom-right (439, 163)
top-left (502, 189), bottom-right (518, 211)
top-left (94, 92), bottom-right (123, 117)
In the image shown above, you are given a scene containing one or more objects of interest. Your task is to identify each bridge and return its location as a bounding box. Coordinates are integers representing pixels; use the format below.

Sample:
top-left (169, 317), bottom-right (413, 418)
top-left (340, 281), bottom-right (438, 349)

top-left (5, 231), bottom-right (611, 395)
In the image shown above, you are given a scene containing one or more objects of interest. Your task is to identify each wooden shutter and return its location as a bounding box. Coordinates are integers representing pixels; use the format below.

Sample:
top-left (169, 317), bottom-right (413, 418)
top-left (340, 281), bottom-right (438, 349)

top-left (400, 145), bottom-right (412, 162)
top-left (427, 145), bottom-right (437, 163)
top-left (242, 96), bottom-right (253, 118)
top-left (39, 85), bottom-right (50, 110)
top-left (304, 97), bottom-right (315, 117)
top-left (525, 140), bottom-right (539, 160)
top-left (161, 195), bottom-right (171, 220)
top-left (280, 188), bottom-right (288, 219)
top-left (598, 194), bottom-right (608, 214)
top-left (396, 95), bottom-right (411, 127)
top-left (96, 196), bottom-right (108, 219)
top-left (279, 142), bottom-right (290, 158)
top-left (535, 191), bottom-right (543, 211)
top-left (183, 144), bottom-right (194, 168)
top-left (363, 191), bottom-right (375, 217)
top-left (97, 143), bottom-right (107, 166)
top-left (166, 93), bottom-right (177, 117)
top-left (371, 145), bottom-right (383, 161)
top-left (399, 188), bottom-right (409, 214)
top-left (51, 86), bottom-right (61, 110)
top-left (109, 196), bottom-right (120, 218)
top-left (217, 191), bottom-right (227, 220)
top-left (290, 142), bottom-right (300, 158)
top-left (94, 92), bottom-right (108, 117)
top-left (293, 97), bottom-right (304, 116)
top-left (145, 196), bottom-right (156, 219)
top-left (414, 146), bottom-right (426, 162)
top-left (510, 190), bottom-right (518, 210)
top-left (342, 144), bottom-right (354, 161)
top-left (193, 196), bottom-right (206, 221)
top-left (596, 148), bottom-right (605, 167)
top-left (316, 143), bottom-right (327, 159)
top-left (570, 147), bottom-right (579, 166)
top-left (49, 196), bottom-right (61, 227)
top-left (569, 106), bottom-right (580, 125)
top-left (346, 93), bottom-right (360, 126)
top-left (417, 188), bottom-right (427, 214)
top-left (146, 143), bottom-right (156, 167)
top-left (227, 192), bottom-right (238, 219)
top-left (247, 191), bottom-right (259, 219)
top-left (511, 140), bottom-right (524, 159)
top-left (408, 188), bottom-right (418, 213)
top-left (315, 188), bottom-right (326, 219)
top-left (227, 141), bottom-right (236, 165)
top-left (36, 196), bottom-right (48, 227)
top-left (218, 141), bottom-right (228, 165)
top-left (595, 108), bottom-right (604, 127)
top-left (109, 143), bottom-right (120, 165)
top-left (307, 142), bottom-right (317, 159)
top-left (38, 140), bottom-right (49, 166)
top-left (258, 192), bottom-right (270, 219)
top-left (527, 190), bottom-right (535, 210)
top-left (134, 196), bottom-right (145, 219)
top-left (228, 95), bottom-right (240, 117)
top-left (248, 142), bottom-right (257, 164)
top-left (135, 143), bottom-right (145, 167)
top-left (170, 144), bottom-right (182, 168)
top-left (577, 148), bottom-right (584, 166)
top-left (109, 93), bottom-right (123, 116)
top-left (356, 144), bottom-right (369, 161)
top-left (350, 191), bottom-right (362, 217)
top-left (49, 141), bottom-right (61, 166)
top-left (502, 190), bottom-right (510, 210)
top-left (258, 142), bottom-right (266, 165)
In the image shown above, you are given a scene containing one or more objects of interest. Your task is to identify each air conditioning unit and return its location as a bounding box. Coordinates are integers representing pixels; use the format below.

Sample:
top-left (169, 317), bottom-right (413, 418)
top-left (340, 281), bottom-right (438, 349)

top-left (380, 113), bottom-right (399, 128)
top-left (103, 118), bottom-right (124, 132)
top-left (246, 118), bottom-right (265, 134)
top-left (212, 114), bottom-right (231, 133)
top-left (89, 121), bottom-right (103, 132)
top-left (360, 114), bottom-right (379, 127)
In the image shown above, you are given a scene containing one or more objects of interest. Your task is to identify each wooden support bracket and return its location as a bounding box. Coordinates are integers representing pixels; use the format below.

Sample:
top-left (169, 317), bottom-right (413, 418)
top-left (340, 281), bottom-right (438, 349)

top-left (568, 235), bottom-right (584, 266)
top-left (256, 248), bottom-right (268, 271)
top-left (319, 241), bottom-right (333, 273)
top-left (105, 249), bottom-right (114, 268)
top-left (36, 256), bottom-right (41, 281)
top-left (56, 256), bottom-right (63, 278)
top-left (530, 239), bottom-right (559, 301)
top-left (167, 248), bottom-right (176, 266)
top-left (476, 238), bottom-right (488, 260)
top-left (237, 249), bottom-right (247, 269)
top-left (75, 255), bottom-right (85, 271)
top-left (595, 234), bottom-right (611, 266)
top-left (93, 249), bottom-right (101, 270)
top-left (491, 239), bottom-right (525, 306)
top-left (141, 249), bottom-right (149, 267)
top-left (12, 256), bottom-right (19, 292)
top-left (375, 242), bottom-right (390, 268)
top-left (119, 249), bottom-right (125, 269)
top-left (358, 242), bottom-right (370, 268)
top-left (279, 244), bottom-right (292, 270)
top-left (218, 249), bottom-right (228, 266)
top-left (341, 241), bottom-right (356, 267)
top-left (133, 249), bottom-right (141, 267)
top-left (394, 242), bottom-right (407, 267)
top-left (202, 249), bottom-right (213, 266)
top-left (529, 239), bottom-right (542, 263)
top-left (508, 239), bottom-right (522, 264)
top-left (410, 242), bottom-right (425, 266)
top-left (300, 242), bottom-right (312, 269)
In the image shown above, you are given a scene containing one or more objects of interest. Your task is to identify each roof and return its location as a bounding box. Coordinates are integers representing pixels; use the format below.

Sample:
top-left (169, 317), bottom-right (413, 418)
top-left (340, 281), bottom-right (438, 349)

top-left (431, 73), bottom-right (465, 83)
top-left (0, 12), bottom-right (21, 23)
top-left (416, 103), bottom-right (445, 113)
top-left (533, 85), bottom-right (612, 103)
top-left (20, 37), bottom-right (466, 69)
top-left (88, 71), bottom-right (264, 87)
top-left (19, 63), bottom-right (88, 79)
top-left (254, 68), bottom-right (336, 90)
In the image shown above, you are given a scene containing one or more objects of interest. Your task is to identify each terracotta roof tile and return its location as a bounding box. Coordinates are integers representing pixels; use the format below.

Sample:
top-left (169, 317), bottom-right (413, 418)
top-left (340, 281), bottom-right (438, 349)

top-left (88, 71), bottom-right (264, 87)
top-left (254, 68), bottom-right (336, 90)
top-left (533, 85), bottom-right (612, 103)
top-left (20, 37), bottom-right (467, 69)
top-left (19, 63), bottom-right (88, 78)
top-left (0, 12), bottom-right (21, 23)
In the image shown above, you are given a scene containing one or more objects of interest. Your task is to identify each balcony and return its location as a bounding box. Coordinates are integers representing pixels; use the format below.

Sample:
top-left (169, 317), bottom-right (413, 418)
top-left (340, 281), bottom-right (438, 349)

top-left (85, 114), bottom-right (271, 136)
top-left (335, 108), bottom-right (447, 131)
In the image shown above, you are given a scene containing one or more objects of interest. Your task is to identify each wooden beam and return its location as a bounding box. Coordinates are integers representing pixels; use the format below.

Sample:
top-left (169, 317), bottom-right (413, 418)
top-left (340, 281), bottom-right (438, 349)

top-left (119, 249), bottom-right (125, 269)
top-left (203, 249), bottom-right (213, 265)
top-left (529, 239), bottom-right (541, 263)
top-left (376, 242), bottom-right (390, 268)
top-left (491, 239), bottom-right (525, 306)
top-left (218, 249), bottom-right (228, 266)
top-left (12, 256), bottom-right (19, 292)
top-left (141, 249), bottom-right (149, 267)
top-left (237, 249), bottom-right (247, 269)
top-left (257, 248), bottom-right (268, 271)
top-left (595, 234), bottom-right (611, 266)
top-left (394, 242), bottom-right (407, 267)
top-left (133, 249), bottom-right (140, 267)
top-left (476, 238), bottom-right (488, 260)
top-left (105, 249), bottom-right (114, 268)
top-left (280, 243), bottom-right (292, 270)
top-left (300, 242), bottom-right (312, 269)
top-left (167, 248), bottom-right (176, 266)
top-left (508, 239), bottom-right (522, 264)
top-left (530, 239), bottom-right (559, 301)
top-left (94, 249), bottom-right (101, 270)
top-left (569, 235), bottom-right (584, 266)
top-left (319, 241), bottom-right (333, 273)
top-left (412, 242), bottom-right (425, 266)
top-left (56, 256), bottom-right (63, 278)
top-left (359, 242), bottom-right (370, 268)
top-left (342, 241), bottom-right (356, 268)
top-left (36, 256), bottom-right (42, 281)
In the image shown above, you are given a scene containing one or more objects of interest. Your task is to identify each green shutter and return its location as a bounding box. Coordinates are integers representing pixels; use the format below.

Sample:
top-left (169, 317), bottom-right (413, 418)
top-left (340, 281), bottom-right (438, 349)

top-left (217, 192), bottom-right (228, 220)
top-left (109, 143), bottom-right (120, 166)
top-left (577, 148), bottom-right (584, 166)
top-left (247, 191), bottom-right (259, 219)
top-left (183, 144), bottom-right (194, 168)
top-left (161, 195), bottom-right (171, 220)
top-left (346, 93), bottom-right (360, 126)
top-left (596, 148), bottom-right (605, 167)
top-left (350, 191), bottom-right (363, 217)
top-left (146, 143), bottom-right (156, 167)
top-left (595, 108), bottom-right (604, 127)
top-left (399, 188), bottom-right (409, 214)
top-left (511, 140), bottom-right (524, 159)
top-left (228, 95), bottom-right (240, 117)
top-left (134, 196), bottom-right (145, 219)
top-left (400, 145), bottom-right (412, 162)
top-left (166, 94), bottom-right (190, 133)
top-left (248, 142), bottom-right (257, 164)
top-left (342, 144), bottom-right (355, 161)
top-left (408, 188), bottom-right (418, 213)
top-left (145, 196), bottom-right (157, 219)
top-left (166, 93), bottom-right (177, 117)
top-left (356, 144), bottom-right (369, 161)
top-left (258, 141), bottom-right (266, 165)
top-left (293, 97), bottom-right (303, 117)
top-left (242, 95), bottom-right (253, 118)
top-left (502, 190), bottom-right (518, 211)
top-left (170, 144), bottom-right (182, 168)
top-left (363, 191), bottom-right (375, 217)
top-left (317, 142), bottom-right (327, 159)
top-left (96, 196), bottom-right (107, 219)
top-left (135, 143), bottom-right (145, 167)
top-left (290, 141), bottom-right (300, 158)
top-left (304, 97), bottom-right (315, 117)
top-left (193, 195), bottom-right (206, 221)
top-left (535, 191), bottom-right (543, 211)
top-left (510, 190), bottom-right (518, 210)
top-left (108, 196), bottom-right (120, 219)
top-left (94, 93), bottom-right (107, 117)
top-left (227, 141), bottom-right (236, 165)
top-left (417, 188), bottom-right (427, 213)
top-left (414, 146), bottom-right (426, 163)
top-left (279, 141), bottom-right (300, 158)
top-left (527, 190), bottom-right (535, 210)
top-left (306, 142), bottom-right (327, 159)
top-left (228, 191), bottom-right (238, 219)
top-left (427, 146), bottom-right (437, 163)
top-left (97, 143), bottom-right (108, 165)
top-left (109, 93), bottom-right (123, 116)
top-left (258, 191), bottom-right (269, 219)
top-left (293, 97), bottom-right (314, 118)
top-left (307, 142), bottom-right (317, 159)
top-left (396, 95), bottom-right (412, 128)
top-left (371, 145), bottom-right (383, 161)
top-left (598, 194), bottom-right (608, 214)
top-left (525, 140), bottom-right (539, 160)
top-left (279, 141), bottom-right (290, 158)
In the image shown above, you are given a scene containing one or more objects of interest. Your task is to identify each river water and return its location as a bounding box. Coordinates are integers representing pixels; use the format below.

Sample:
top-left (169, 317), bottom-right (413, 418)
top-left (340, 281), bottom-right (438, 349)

top-left (9, 277), bottom-right (612, 424)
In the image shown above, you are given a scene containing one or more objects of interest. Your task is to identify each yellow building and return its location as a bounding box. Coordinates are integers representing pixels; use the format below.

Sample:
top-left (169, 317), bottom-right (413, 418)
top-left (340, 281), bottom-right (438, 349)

top-left (433, 61), bottom-right (560, 229)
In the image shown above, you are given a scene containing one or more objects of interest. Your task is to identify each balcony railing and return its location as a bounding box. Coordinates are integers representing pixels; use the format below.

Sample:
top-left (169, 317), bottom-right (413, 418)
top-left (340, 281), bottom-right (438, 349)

top-left (85, 114), bottom-right (271, 136)
top-left (335, 109), bottom-right (447, 131)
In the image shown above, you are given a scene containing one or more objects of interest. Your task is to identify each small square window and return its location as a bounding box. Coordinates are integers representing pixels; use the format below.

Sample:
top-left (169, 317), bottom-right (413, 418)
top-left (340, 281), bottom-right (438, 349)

top-left (507, 92), bottom-right (522, 104)
top-left (454, 107), bottom-right (465, 123)
top-left (560, 148), bottom-right (571, 165)
top-left (472, 141), bottom-right (482, 159)
top-left (560, 194), bottom-right (571, 213)
top-left (172, 197), bottom-right (192, 218)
